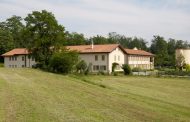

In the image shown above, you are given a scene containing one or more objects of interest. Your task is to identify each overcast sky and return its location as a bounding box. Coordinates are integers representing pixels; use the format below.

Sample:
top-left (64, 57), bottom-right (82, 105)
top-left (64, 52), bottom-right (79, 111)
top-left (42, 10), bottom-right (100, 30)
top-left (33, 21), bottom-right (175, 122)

top-left (0, 0), bottom-right (190, 42)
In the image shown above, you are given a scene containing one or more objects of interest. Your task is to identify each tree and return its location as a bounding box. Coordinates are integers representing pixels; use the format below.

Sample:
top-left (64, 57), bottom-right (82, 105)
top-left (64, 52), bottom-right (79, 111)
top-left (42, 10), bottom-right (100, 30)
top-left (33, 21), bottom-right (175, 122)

top-left (167, 38), bottom-right (177, 67)
top-left (118, 37), bottom-right (131, 48)
top-left (122, 64), bottom-right (132, 75)
top-left (88, 35), bottom-right (108, 45)
top-left (64, 32), bottom-right (86, 45)
top-left (185, 64), bottom-right (190, 72)
top-left (49, 50), bottom-right (79, 73)
top-left (112, 62), bottom-right (119, 73)
top-left (128, 37), bottom-right (148, 51)
top-left (107, 32), bottom-right (120, 44)
top-left (76, 60), bottom-right (87, 74)
top-left (0, 29), bottom-right (14, 62)
top-left (175, 40), bottom-right (189, 49)
top-left (106, 32), bottom-right (148, 50)
top-left (0, 16), bottom-right (25, 48)
top-left (150, 36), bottom-right (169, 67)
top-left (24, 10), bottom-right (65, 66)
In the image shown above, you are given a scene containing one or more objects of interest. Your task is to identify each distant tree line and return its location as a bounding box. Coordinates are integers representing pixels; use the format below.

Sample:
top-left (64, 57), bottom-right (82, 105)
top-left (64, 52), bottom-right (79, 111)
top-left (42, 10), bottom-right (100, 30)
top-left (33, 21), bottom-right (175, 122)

top-left (0, 10), bottom-right (190, 71)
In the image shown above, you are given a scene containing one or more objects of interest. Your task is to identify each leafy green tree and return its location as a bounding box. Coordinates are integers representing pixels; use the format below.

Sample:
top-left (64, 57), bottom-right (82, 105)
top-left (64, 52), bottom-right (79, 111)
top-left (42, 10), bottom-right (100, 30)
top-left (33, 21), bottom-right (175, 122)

top-left (0, 15), bottom-right (25, 48)
top-left (118, 37), bottom-right (131, 48)
top-left (6, 16), bottom-right (25, 47)
top-left (76, 60), bottom-right (87, 74)
top-left (128, 37), bottom-right (148, 50)
top-left (150, 36), bottom-right (169, 67)
top-left (106, 32), bottom-right (148, 50)
top-left (24, 10), bottom-right (65, 66)
top-left (49, 50), bottom-right (79, 73)
top-left (88, 35), bottom-right (108, 44)
top-left (175, 40), bottom-right (189, 49)
top-left (122, 64), bottom-right (132, 75)
top-left (185, 64), bottom-right (190, 72)
top-left (0, 29), bottom-right (14, 62)
top-left (64, 31), bottom-right (86, 45)
top-left (167, 38), bottom-right (177, 67)
top-left (112, 62), bottom-right (119, 73)
top-left (107, 32), bottom-right (120, 44)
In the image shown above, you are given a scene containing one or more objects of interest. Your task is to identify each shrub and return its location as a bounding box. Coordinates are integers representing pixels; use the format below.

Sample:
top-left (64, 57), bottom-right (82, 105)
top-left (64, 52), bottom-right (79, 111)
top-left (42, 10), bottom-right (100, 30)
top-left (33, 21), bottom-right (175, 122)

top-left (112, 62), bottom-right (119, 73)
top-left (158, 70), bottom-right (190, 76)
top-left (49, 51), bottom-right (78, 74)
top-left (185, 64), bottom-right (190, 72)
top-left (122, 64), bottom-right (132, 75)
top-left (113, 72), bottom-right (118, 76)
top-left (84, 63), bottom-right (92, 75)
top-left (98, 71), bottom-right (105, 75)
top-left (76, 60), bottom-right (87, 74)
top-left (132, 67), bottom-right (142, 72)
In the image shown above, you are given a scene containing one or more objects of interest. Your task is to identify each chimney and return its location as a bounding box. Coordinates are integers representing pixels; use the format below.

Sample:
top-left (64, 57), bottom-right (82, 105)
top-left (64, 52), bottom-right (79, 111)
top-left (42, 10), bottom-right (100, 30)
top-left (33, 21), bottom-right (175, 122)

top-left (91, 40), bottom-right (94, 49)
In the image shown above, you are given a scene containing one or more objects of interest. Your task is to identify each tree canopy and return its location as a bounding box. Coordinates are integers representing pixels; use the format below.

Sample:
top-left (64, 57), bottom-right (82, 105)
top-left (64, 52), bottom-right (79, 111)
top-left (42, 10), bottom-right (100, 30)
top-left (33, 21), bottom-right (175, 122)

top-left (23, 10), bottom-right (65, 66)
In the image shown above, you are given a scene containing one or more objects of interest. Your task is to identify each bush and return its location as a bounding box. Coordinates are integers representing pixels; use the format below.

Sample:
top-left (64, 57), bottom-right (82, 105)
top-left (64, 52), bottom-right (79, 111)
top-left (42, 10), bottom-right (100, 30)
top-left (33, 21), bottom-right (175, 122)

top-left (76, 60), bottom-right (87, 74)
top-left (112, 62), bottom-right (119, 73)
top-left (158, 70), bottom-right (190, 76)
top-left (113, 72), bottom-right (118, 76)
top-left (122, 64), bottom-right (132, 75)
top-left (132, 67), bottom-right (142, 72)
top-left (185, 64), bottom-right (190, 72)
top-left (85, 63), bottom-right (92, 75)
top-left (49, 51), bottom-right (78, 74)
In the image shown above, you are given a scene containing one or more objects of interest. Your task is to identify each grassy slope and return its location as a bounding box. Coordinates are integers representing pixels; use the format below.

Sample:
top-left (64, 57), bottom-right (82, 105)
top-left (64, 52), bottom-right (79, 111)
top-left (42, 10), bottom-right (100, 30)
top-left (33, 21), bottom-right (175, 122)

top-left (0, 68), bottom-right (190, 122)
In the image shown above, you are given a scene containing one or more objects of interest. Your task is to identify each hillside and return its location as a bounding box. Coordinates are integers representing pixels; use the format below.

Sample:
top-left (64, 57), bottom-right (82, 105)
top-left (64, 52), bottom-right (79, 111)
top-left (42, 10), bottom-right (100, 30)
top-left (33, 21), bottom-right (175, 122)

top-left (0, 68), bottom-right (190, 122)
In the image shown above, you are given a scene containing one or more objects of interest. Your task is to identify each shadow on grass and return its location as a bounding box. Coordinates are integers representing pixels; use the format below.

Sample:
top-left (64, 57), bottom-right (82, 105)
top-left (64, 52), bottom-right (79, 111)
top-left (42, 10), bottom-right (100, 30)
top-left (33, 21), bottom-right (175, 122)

top-left (70, 75), bottom-right (107, 89)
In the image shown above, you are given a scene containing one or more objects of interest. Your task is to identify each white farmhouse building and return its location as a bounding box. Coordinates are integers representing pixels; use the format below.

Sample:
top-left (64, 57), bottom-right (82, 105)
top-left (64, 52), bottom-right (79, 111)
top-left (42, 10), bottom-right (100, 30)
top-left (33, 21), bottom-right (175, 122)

top-left (1, 48), bottom-right (36, 68)
top-left (125, 48), bottom-right (154, 69)
top-left (67, 44), bottom-right (154, 73)
top-left (67, 44), bottom-right (127, 73)
top-left (2, 44), bottom-right (154, 73)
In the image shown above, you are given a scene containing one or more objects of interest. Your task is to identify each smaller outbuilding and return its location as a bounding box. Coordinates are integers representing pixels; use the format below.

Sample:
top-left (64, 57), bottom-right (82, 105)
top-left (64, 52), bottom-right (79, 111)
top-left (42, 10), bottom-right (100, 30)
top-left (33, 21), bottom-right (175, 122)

top-left (1, 48), bottom-right (36, 68)
top-left (125, 48), bottom-right (154, 69)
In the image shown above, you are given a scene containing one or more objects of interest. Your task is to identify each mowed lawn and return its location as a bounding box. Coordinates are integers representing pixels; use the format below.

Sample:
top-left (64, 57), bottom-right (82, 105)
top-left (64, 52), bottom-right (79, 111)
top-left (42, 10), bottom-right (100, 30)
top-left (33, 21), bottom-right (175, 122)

top-left (0, 68), bottom-right (190, 122)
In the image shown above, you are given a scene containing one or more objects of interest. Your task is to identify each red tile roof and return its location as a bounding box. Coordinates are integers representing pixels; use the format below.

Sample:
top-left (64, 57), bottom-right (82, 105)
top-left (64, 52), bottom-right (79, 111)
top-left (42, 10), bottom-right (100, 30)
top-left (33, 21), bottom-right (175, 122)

top-left (1, 48), bottom-right (29, 57)
top-left (67, 44), bottom-right (124, 53)
top-left (125, 49), bottom-right (154, 56)
top-left (2, 45), bottom-right (154, 57)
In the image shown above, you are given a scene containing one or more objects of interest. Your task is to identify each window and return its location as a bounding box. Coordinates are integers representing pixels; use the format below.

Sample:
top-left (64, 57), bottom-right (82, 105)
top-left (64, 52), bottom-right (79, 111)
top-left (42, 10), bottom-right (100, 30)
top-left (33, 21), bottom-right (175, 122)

top-left (12, 57), bottom-right (14, 61)
top-left (114, 55), bottom-right (116, 61)
top-left (118, 56), bottom-right (120, 61)
top-left (9, 57), bottom-right (11, 61)
top-left (95, 55), bottom-right (98, 61)
top-left (22, 56), bottom-right (25, 61)
top-left (22, 65), bottom-right (25, 68)
top-left (102, 55), bottom-right (105, 61)
top-left (93, 65), bottom-right (99, 71)
top-left (15, 65), bottom-right (17, 68)
top-left (15, 56), bottom-right (17, 61)
top-left (100, 65), bottom-right (106, 71)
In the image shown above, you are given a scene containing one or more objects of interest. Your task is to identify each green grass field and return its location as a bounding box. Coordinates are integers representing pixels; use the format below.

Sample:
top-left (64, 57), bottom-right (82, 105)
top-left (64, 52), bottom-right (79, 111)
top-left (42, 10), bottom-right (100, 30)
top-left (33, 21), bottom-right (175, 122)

top-left (0, 68), bottom-right (190, 122)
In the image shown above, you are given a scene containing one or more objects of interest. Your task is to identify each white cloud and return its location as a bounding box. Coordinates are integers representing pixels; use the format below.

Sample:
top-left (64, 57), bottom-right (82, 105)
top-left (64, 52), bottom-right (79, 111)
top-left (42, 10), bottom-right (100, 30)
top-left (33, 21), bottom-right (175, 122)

top-left (0, 0), bottom-right (190, 41)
